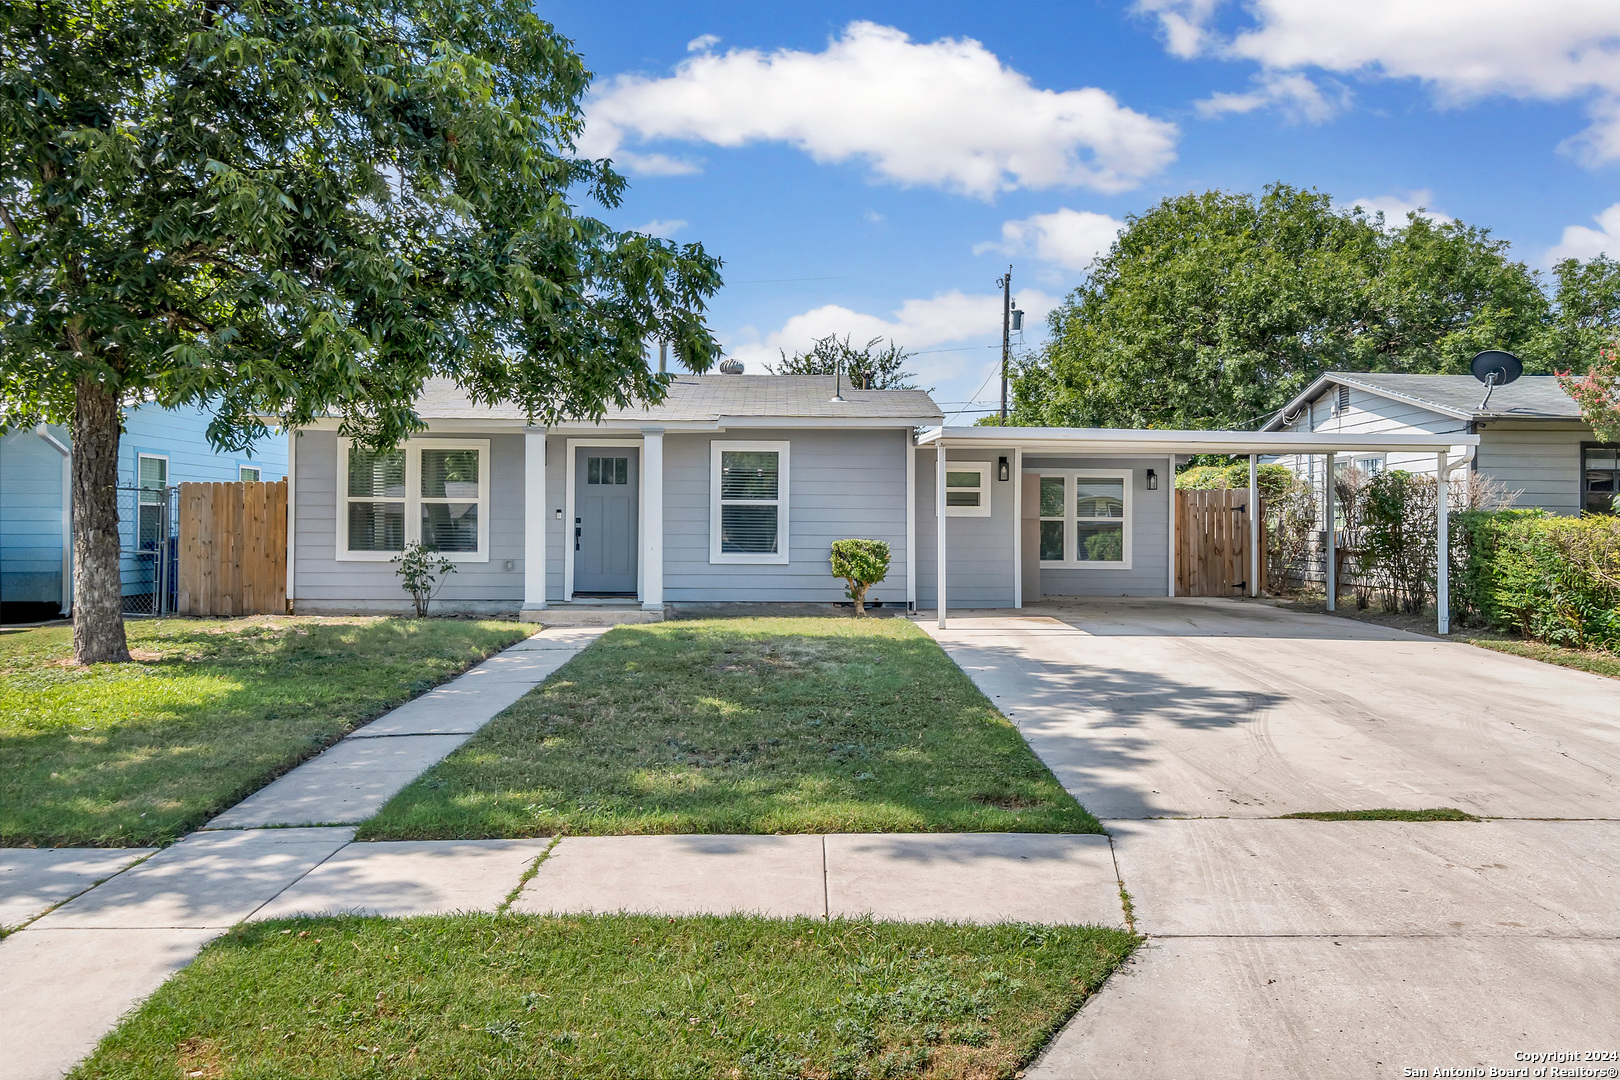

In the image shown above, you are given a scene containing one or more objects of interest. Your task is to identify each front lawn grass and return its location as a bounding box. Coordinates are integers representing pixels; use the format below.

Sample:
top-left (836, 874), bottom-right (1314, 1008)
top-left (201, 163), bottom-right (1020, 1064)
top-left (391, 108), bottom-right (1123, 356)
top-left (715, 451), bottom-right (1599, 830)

top-left (1469, 638), bottom-right (1620, 681)
top-left (361, 617), bottom-right (1098, 840)
top-left (0, 617), bottom-right (527, 847)
top-left (72, 913), bottom-right (1137, 1080)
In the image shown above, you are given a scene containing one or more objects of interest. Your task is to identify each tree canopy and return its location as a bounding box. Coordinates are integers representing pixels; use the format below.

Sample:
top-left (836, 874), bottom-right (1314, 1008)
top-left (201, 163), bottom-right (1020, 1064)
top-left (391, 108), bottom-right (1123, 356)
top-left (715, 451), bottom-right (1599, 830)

top-left (769, 333), bottom-right (917, 389)
top-left (0, 0), bottom-right (723, 661)
top-left (1010, 183), bottom-right (1619, 430)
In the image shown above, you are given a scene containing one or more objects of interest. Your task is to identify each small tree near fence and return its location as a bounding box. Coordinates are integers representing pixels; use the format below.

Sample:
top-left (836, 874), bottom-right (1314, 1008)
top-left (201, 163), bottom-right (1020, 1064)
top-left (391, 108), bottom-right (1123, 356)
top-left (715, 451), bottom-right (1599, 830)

top-left (830, 539), bottom-right (891, 616)
top-left (393, 543), bottom-right (457, 618)
top-left (1356, 470), bottom-right (1518, 615)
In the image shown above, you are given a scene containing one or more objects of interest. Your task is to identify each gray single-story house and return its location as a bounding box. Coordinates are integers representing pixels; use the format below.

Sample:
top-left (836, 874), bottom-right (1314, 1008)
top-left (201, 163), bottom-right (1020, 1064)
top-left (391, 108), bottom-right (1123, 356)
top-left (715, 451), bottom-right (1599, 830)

top-left (285, 373), bottom-right (1474, 623)
top-left (1261, 372), bottom-right (1616, 515)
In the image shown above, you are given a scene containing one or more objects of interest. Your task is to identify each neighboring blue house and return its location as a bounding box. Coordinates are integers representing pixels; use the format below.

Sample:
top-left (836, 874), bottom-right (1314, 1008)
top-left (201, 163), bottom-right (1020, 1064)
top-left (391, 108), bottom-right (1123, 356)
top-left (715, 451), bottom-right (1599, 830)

top-left (0, 403), bottom-right (287, 618)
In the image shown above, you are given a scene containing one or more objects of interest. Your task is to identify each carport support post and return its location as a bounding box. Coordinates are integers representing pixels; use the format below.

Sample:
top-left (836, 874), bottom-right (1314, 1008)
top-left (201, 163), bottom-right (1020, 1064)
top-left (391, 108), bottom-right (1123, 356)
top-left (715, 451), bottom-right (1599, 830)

top-left (936, 440), bottom-right (948, 629)
top-left (1248, 454), bottom-right (1259, 598)
top-left (1324, 452), bottom-right (1336, 612)
top-left (1436, 450), bottom-right (1450, 635)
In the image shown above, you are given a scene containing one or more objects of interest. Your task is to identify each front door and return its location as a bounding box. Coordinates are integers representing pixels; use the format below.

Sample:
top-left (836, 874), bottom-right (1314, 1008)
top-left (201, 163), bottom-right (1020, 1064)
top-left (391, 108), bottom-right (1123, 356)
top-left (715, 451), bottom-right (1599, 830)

top-left (574, 450), bottom-right (639, 595)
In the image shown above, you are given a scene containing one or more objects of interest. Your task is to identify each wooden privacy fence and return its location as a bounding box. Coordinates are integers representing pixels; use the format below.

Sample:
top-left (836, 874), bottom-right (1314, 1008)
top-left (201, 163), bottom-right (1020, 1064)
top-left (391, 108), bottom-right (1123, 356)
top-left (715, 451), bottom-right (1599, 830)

top-left (177, 480), bottom-right (287, 616)
top-left (1176, 488), bottom-right (1265, 597)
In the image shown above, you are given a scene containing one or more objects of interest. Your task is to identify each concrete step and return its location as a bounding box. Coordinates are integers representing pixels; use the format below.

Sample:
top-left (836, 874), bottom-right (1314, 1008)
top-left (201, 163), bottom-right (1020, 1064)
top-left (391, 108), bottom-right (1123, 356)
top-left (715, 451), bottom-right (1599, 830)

top-left (520, 606), bottom-right (663, 626)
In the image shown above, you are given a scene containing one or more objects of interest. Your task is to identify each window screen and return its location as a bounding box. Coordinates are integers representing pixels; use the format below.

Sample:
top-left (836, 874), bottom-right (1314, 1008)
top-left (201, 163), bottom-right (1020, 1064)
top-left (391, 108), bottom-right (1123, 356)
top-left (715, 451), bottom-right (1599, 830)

top-left (719, 450), bottom-right (780, 554)
top-left (945, 469), bottom-right (983, 507)
top-left (346, 447), bottom-right (406, 552)
top-left (1586, 447), bottom-right (1619, 514)
top-left (420, 448), bottom-right (480, 552)
top-left (1075, 477), bottom-right (1125, 562)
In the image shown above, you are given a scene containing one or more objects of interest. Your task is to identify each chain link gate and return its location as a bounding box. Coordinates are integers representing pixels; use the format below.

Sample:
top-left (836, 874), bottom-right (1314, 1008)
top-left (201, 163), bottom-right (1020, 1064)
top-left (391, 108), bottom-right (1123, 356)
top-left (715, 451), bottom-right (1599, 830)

top-left (117, 484), bottom-right (178, 615)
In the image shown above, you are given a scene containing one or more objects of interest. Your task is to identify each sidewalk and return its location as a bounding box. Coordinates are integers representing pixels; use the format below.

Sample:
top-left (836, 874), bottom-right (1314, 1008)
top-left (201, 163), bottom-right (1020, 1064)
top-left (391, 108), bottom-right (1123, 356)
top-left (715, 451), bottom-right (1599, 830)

top-left (0, 626), bottom-right (604, 1080)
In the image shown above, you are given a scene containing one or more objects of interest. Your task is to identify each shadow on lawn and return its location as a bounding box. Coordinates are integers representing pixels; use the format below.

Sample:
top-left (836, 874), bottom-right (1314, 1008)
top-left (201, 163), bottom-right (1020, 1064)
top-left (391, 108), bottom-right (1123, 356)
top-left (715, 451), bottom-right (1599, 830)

top-left (0, 619), bottom-right (522, 848)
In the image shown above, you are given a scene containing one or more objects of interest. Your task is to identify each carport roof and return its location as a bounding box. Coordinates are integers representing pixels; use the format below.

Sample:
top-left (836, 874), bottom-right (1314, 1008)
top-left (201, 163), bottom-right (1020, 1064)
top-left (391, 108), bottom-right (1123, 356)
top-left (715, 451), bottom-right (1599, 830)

top-left (917, 425), bottom-right (1478, 455)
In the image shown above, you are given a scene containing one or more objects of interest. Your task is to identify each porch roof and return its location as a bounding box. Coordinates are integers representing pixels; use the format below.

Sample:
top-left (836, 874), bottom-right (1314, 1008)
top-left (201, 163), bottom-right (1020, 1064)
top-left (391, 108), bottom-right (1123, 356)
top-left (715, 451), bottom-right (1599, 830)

top-left (917, 425), bottom-right (1478, 456)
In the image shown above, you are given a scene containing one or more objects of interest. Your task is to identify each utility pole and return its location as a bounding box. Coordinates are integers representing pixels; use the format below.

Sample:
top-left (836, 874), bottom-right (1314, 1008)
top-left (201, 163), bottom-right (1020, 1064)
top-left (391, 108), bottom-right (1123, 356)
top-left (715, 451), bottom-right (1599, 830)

top-left (997, 265), bottom-right (1012, 425)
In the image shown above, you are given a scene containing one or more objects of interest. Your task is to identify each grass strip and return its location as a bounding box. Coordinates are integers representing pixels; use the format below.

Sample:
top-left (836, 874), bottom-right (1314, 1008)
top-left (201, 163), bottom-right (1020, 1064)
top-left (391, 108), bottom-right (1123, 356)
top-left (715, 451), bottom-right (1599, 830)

top-left (1279, 808), bottom-right (1480, 822)
top-left (360, 617), bottom-right (1099, 840)
top-left (0, 617), bottom-right (527, 847)
top-left (72, 913), bottom-right (1136, 1080)
top-left (1469, 638), bottom-right (1620, 680)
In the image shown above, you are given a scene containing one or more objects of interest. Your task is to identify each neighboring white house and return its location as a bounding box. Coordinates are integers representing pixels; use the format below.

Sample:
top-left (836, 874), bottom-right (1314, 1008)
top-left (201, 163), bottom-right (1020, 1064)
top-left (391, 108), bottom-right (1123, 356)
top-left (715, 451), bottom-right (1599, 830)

top-left (284, 372), bottom-right (1474, 623)
top-left (1261, 372), bottom-right (1616, 515)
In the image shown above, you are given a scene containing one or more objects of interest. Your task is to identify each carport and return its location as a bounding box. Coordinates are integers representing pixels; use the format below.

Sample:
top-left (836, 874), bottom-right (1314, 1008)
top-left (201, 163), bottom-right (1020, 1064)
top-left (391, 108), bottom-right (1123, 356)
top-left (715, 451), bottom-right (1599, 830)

top-left (918, 425), bottom-right (1480, 633)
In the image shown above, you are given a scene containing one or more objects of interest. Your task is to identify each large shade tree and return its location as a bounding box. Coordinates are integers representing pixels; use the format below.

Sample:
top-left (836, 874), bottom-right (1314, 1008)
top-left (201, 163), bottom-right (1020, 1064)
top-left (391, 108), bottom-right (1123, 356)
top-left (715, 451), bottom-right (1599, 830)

top-left (0, 0), bottom-right (723, 663)
top-left (1009, 184), bottom-right (1582, 431)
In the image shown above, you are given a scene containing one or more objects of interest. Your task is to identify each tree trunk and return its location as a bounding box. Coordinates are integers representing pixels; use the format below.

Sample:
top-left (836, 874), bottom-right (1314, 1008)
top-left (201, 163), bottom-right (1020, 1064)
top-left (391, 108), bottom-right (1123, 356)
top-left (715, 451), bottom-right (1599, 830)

top-left (72, 376), bottom-right (131, 664)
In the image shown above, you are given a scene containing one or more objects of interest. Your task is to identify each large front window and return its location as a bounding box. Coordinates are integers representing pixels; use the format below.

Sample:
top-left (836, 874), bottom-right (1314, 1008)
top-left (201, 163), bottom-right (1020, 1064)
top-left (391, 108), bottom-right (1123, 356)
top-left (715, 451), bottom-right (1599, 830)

top-left (338, 439), bottom-right (489, 560)
top-left (1585, 445), bottom-right (1619, 514)
top-left (1036, 471), bottom-right (1132, 568)
top-left (711, 441), bottom-right (789, 563)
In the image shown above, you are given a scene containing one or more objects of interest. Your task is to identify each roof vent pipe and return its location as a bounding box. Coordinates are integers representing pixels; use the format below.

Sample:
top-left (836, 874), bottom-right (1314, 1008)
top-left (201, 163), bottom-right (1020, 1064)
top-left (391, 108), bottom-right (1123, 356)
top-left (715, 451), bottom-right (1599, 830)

top-left (718, 358), bottom-right (744, 374)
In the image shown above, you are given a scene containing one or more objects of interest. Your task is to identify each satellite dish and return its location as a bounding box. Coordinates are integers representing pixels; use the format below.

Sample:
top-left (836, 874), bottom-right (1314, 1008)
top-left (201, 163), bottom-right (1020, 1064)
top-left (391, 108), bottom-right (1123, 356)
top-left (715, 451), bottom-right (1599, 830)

top-left (1471, 350), bottom-right (1522, 387)
top-left (1471, 350), bottom-right (1522, 410)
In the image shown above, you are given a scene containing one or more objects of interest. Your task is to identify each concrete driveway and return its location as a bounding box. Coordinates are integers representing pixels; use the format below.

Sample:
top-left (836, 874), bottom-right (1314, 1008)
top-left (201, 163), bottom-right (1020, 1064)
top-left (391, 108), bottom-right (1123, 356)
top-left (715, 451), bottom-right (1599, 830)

top-left (924, 599), bottom-right (1620, 1080)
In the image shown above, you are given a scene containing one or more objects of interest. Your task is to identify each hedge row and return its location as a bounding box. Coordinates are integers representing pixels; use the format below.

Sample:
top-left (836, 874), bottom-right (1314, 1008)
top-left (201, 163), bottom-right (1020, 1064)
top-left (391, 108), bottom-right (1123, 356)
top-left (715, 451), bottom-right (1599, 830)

top-left (1454, 510), bottom-right (1620, 653)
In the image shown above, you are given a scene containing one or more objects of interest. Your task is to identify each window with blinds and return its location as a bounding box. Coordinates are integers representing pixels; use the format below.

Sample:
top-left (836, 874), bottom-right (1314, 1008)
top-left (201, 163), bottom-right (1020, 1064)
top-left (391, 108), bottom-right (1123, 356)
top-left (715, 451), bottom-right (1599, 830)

top-left (136, 455), bottom-right (168, 551)
top-left (339, 440), bottom-right (489, 560)
top-left (711, 442), bottom-right (789, 563)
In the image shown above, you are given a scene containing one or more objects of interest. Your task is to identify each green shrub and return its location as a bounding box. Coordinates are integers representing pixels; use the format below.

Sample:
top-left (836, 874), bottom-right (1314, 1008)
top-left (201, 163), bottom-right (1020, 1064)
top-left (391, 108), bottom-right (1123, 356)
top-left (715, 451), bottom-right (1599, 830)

top-left (1454, 511), bottom-right (1620, 652)
top-left (830, 539), bottom-right (891, 616)
top-left (1176, 462), bottom-right (1296, 501)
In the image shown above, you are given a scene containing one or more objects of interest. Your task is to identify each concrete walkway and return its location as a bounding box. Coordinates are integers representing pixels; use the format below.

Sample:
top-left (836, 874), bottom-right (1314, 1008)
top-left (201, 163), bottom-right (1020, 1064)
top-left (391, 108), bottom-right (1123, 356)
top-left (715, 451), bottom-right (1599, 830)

top-left (0, 627), bottom-right (603, 1080)
top-left (924, 600), bottom-right (1620, 1079)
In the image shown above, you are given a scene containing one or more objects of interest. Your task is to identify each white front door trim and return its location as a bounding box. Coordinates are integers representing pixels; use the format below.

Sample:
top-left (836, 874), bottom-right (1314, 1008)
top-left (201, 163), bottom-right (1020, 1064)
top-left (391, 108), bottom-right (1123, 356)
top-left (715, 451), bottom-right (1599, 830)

top-left (564, 437), bottom-right (644, 602)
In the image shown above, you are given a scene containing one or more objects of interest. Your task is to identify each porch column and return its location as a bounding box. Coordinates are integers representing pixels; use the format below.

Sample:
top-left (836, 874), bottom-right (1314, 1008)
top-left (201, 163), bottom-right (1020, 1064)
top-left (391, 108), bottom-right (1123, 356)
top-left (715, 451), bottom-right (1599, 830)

top-left (1012, 446), bottom-right (1023, 609)
top-left (1436, 450), bottom-right (1450, 635)
top-left (905, 431), bottom-right (916, 611)
top-left (1325, 452), bottom-right (1336, 612)
top-left (642, 427), bottom-right (664, 612)
top-left (1166, 455), bottom-right (1176, 597)
top-left (936, 441), bottom-right (948, 629)
top-left (1248, 454), bottom-right (1260, 598)
top-left (522, 429), bottom-right (547, 616)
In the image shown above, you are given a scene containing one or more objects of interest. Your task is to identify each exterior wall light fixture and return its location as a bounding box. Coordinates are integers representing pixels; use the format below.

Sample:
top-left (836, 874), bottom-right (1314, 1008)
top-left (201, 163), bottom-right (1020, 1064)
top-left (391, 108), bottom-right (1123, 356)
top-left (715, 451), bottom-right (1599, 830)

top-left (998, 456), bottom-right (1010, 482)
top-left (1146, 469), bottom-right (1158, 490)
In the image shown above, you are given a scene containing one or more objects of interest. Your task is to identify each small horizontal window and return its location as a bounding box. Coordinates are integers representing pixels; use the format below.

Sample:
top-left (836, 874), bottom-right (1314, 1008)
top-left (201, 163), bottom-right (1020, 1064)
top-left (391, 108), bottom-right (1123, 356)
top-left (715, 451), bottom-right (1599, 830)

top-left (943, 462), bottom-right (992, 517)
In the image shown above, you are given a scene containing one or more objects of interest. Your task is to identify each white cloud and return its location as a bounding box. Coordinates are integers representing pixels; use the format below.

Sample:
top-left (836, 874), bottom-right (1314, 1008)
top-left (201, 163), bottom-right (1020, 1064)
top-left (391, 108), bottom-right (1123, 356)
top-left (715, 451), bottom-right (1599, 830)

top-left (687, 34), bottom-right (720, 53)
top-left (977, 208), bottom-right (1124, 271)
top-left (1195, 71), bottom-right (1348, 124)
top-left (1342, 189), bottom-right (1453, 228)
top-left (1137, 0), bottom-right (1620, 160)
top-left (580, 21), bottom-right (1179, 197)
top-left (725, 289), bottom-right (1062, 374)
top-left (634, 218), bottom-right (688, 239)
top-left (1547, 202), bottom-right (1620, 262)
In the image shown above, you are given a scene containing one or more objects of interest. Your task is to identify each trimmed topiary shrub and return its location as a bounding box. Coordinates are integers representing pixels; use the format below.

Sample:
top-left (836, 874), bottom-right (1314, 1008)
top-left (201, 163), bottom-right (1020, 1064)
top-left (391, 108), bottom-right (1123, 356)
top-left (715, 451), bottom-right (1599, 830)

top-left (830, 539), bottom-right (891, 616)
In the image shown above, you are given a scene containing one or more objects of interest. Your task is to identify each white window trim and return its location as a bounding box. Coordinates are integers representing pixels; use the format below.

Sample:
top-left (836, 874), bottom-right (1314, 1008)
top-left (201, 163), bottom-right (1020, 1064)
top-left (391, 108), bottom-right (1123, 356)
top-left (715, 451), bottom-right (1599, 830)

top-left (710, 440), bottom-right (790, 565)
top-left (239, 464), bottom-right (262, 482)
top-left (1031, 469), bottom-right (1132, 570)
top-left (336, 437), bottom-right (491, 562)
top-left (136, 453), bottom-right (169, 489)
top-left (943, 460), bottom-right (992, 517)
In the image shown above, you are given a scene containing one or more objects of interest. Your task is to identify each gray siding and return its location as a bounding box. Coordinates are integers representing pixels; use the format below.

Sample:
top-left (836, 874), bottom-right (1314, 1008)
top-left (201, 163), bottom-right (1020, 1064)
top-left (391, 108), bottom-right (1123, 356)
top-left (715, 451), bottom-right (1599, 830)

top-left (1475, 422), bottom-right (1587, 514)
top-left (292, 429), bottom-right (526, 613)
top-left (662, 429), bottom-right (911, 604)
top-left (914, 443), bottom-right (1018, 608)
top-left (1028, 456), bottom-right (1171, 598)
top-left (1271, 383), bottom-right (1594, 516)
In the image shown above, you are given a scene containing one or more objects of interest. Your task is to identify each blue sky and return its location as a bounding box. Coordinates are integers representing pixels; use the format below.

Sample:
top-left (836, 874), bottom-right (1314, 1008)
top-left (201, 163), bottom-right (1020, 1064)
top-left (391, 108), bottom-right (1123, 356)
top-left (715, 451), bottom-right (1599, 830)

top-left (538, 1), bottom-right (1620, 418)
